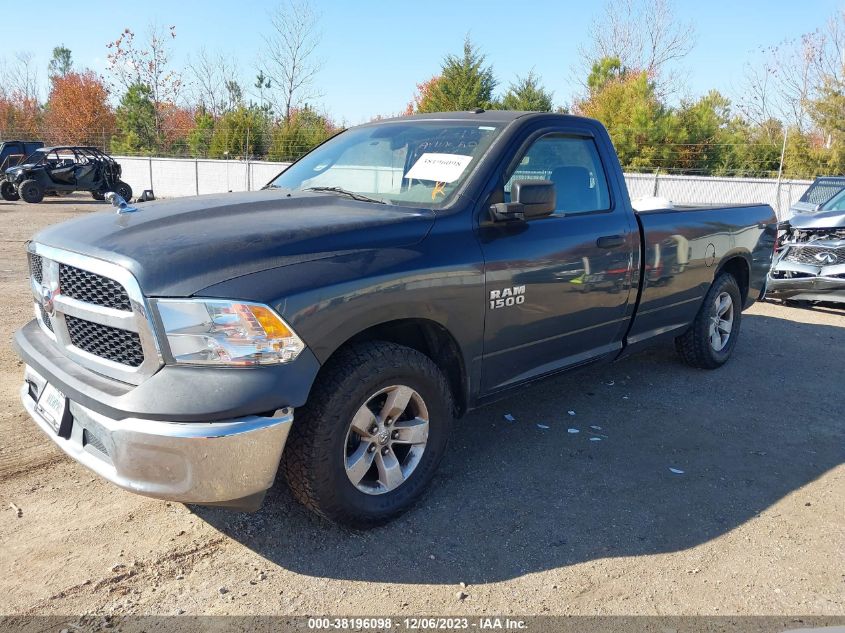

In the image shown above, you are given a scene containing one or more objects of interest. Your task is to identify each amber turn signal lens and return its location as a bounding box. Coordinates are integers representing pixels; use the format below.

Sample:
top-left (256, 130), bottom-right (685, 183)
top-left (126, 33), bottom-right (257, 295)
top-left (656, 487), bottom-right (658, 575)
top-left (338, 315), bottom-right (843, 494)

top-left (247, 304), bottom-right (292, 338)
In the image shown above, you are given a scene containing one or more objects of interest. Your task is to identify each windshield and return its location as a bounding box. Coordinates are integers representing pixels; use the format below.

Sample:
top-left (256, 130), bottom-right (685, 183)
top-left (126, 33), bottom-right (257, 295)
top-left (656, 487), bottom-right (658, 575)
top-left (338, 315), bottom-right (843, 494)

top-left (820, 186), bottom-right (845, 211)
top-left (798, 177), bottom-right (845, 211)
top-left (268, 121), bottom-right (501, 207)
top-left (21, 149), bottom-right (47, 165)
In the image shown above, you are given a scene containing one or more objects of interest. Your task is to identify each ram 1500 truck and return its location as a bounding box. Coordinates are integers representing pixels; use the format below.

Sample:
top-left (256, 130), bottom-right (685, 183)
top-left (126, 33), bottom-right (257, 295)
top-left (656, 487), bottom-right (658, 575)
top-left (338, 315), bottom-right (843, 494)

top-left (14, 112), bottom-right (777, 527)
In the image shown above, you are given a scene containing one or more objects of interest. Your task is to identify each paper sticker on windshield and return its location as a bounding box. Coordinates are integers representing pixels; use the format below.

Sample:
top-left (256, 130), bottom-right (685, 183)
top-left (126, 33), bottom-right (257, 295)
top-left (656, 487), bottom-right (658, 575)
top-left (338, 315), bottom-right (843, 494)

top-left (405, 153), bottom-right (473, 183)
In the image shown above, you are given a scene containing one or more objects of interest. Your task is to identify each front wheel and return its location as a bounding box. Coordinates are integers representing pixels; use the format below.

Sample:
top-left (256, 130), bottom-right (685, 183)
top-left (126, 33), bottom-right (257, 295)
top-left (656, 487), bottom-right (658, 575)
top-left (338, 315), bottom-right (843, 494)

top-left (0, 181), bottom-right (19, 201)
top-left (675, 273), bottom-right (742, 369)
top-left (110, 181), bottom-right (132, 201)
top-left (283, 341), bottom-right (453, 528)
top-left (18, 179), bottom-right (44, 204)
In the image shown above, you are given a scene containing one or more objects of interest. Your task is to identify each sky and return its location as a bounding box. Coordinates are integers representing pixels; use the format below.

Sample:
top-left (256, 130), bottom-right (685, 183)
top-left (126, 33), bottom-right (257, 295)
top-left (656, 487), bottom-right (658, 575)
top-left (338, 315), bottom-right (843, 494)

top-left (3, 0), bottom-right (843, 124)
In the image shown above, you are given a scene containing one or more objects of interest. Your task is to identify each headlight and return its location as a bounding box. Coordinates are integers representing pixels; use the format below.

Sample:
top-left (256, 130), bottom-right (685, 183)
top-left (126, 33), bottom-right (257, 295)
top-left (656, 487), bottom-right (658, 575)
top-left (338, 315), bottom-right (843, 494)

top-left (154, 299), bottom-right (306, 366)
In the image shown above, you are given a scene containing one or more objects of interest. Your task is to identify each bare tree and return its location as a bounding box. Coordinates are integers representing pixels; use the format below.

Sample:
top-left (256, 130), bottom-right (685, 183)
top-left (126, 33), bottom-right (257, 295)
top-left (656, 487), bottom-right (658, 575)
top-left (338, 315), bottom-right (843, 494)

top-left (186, 48), bottom-right (241, 116)
top-left (106, 25), bottom-right (182, 107)
top-left (4, 52), bottom-right (41, 101)
top-left (740, 9), bottom-right (845, 131)
top-left (579, 0), bottom-right (696, 94)
top-left (260, 0), bottom-right (323, 122)
top-left (735, 60), bottom-right (777, 129)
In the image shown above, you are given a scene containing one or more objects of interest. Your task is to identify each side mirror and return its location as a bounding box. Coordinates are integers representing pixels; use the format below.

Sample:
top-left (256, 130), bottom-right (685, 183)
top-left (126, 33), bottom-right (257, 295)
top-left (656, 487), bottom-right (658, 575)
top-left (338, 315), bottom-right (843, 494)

top-left (490, 179), bottom-right (556, 222)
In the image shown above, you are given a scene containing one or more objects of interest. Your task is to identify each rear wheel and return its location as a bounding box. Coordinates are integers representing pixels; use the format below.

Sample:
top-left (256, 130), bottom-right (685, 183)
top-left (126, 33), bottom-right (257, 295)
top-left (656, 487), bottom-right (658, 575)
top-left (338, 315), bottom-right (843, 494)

top-left (18, 179), bottom-right (44, 204)
top-left (0, 181), bottom-right (19, 201)
top-left (675, 273), bottom-right (742, 369)
top-left (283, 341), bottom-right (453, 528)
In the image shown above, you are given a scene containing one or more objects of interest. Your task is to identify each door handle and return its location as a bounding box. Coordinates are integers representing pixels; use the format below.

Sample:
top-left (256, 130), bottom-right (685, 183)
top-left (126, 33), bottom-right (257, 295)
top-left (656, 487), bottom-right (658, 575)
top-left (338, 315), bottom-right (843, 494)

top-left (596, 235), bottom-right (625, 249)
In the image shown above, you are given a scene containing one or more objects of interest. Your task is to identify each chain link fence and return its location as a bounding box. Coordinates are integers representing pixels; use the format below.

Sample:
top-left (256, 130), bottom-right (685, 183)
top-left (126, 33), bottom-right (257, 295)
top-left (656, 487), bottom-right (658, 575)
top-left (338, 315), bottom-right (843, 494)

top-left (112, 155), bottom-right (809, 219)
top-left (0, 124), bottom-right (332, 162)
top-left (626, 173), bottom-right (812, 220)
top-left (1, 124), bottom-right (812, 216)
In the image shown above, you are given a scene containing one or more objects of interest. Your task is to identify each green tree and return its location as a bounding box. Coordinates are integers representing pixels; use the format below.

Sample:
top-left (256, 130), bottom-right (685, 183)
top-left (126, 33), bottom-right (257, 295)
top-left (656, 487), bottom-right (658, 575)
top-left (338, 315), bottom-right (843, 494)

top-left (809, 77), bottom-right (845, 175)
top-left (576, 61), bottom-right (669, 170)
top-left (417, 36), bottom-right (496, 112)
top-left (268, 106), bottom-right (338, 161)
top-left (48, 45), bottom-right (73, 78)
top-left (112, 83), bottom-right (157, 154)
top-left (500, 72), bottom-right (553, 111)
top-left (587, 57), bottom-right (627, 94)
top-left (209, 105), bottom-right (268, 159)
top-left (187, 110), bottom-right (215, 157)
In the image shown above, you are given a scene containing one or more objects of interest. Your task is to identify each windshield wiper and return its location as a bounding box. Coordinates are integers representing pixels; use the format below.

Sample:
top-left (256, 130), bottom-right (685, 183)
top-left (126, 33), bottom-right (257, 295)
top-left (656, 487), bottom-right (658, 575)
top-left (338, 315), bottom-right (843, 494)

top-left (304, 186), bottom-right (386, 204)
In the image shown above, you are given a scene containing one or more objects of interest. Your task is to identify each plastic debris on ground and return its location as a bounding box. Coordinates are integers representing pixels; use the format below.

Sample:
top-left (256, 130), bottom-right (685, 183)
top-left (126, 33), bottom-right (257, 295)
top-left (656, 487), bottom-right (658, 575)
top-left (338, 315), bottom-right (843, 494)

top-left (669, 467), bottom-right (685, 474)
top-left (567, 410), bottom-right (576, 416)
top-left (567, 428), bottom-right (580, 434)
top-left (537, 424), bottom-right (550, 430)
top-left (504, 413), bottom-right (516, 422)
top-left (589, 437), bottom-right (602, 442)
top-left (590, 425), bottom-right (602, 430)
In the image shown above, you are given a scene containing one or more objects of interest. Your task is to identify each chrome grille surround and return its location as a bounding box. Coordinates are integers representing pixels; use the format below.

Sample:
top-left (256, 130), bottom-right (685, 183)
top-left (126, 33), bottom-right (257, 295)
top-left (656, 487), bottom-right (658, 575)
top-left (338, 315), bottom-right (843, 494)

top-left (27, 243), bottom-right (163, 385)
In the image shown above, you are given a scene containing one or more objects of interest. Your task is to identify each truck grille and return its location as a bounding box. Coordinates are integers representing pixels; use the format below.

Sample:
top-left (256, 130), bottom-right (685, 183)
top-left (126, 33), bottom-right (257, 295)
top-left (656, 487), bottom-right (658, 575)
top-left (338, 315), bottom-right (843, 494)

top-left (28, 252), bottom-right (43, 284)
top-left (65, 316), bottom-right (144, 367)
top-left (784, 245), bottom-right (845, 266)
top-left (27, 248), bottom-right (159, 383)
top-left (59, 264), bottom-right (132, 311)
top-left (37, 303), bottom-right (53, 331)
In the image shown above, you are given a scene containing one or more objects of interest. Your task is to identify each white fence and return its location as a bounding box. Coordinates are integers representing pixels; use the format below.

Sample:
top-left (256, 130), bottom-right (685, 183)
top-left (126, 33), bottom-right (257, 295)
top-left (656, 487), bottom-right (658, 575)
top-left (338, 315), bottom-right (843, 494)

top-left (116, 156), bottom-right (290, 199)
top-left (625, 173), bottom-right (811, 220)
top-left (116, 156), bottom-right (811, 219)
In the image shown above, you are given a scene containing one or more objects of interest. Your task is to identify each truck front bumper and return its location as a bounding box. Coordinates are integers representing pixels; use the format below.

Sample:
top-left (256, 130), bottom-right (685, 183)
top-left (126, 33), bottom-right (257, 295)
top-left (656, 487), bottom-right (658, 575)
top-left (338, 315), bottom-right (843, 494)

top-left (20, 365), bottom-right (292, 509)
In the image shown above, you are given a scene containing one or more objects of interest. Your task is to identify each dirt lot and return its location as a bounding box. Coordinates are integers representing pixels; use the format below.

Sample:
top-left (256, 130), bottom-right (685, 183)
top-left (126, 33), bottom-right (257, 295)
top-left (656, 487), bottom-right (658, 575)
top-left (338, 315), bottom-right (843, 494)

top-left (0, 195), bottom-right (843, 618)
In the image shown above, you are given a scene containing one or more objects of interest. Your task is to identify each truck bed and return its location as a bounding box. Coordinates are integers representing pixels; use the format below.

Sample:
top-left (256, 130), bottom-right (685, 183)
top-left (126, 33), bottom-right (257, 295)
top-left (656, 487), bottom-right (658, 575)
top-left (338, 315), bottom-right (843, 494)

top-left (625, 203), bottom-right (777, 350)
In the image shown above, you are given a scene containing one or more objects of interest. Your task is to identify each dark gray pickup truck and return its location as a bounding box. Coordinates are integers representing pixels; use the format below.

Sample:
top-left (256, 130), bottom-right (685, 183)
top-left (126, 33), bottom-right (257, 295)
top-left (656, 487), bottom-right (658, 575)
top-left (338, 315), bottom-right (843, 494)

top-left (14, 112), bottom-right (777, 527)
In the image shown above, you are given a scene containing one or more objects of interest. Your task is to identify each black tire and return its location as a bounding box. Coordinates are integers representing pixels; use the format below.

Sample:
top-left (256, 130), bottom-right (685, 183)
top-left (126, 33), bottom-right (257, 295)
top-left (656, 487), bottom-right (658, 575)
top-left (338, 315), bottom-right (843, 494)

top-left (0, 181), bottom-right (19, 201)
top-left (111, 181), bottom-right (132, 201)
top-left (283, 341), bottom-right (453, 528)
top-left (675, 273), bottom-right (742, 369)
top-left (91, 191), bottom-right (105, 201)
top-left (18, 179), bottom-right (44, 204)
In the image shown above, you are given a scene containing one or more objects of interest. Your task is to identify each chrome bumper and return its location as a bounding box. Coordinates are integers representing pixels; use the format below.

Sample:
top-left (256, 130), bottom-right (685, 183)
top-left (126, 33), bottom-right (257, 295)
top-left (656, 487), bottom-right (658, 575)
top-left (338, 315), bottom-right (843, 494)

top-left (21, 365), bottom-right (293, 509)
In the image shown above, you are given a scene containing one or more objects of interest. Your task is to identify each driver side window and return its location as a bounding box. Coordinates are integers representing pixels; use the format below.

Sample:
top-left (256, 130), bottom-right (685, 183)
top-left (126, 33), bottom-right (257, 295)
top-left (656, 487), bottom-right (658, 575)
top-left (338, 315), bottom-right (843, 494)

top-left (505, 134), bottom-right (611, 215)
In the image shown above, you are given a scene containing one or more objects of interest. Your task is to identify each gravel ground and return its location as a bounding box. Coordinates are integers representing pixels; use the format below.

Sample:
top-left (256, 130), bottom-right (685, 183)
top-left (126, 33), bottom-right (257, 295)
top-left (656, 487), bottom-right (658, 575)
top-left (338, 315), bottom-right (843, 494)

top-left (0, 195), bottom-right (843, 617)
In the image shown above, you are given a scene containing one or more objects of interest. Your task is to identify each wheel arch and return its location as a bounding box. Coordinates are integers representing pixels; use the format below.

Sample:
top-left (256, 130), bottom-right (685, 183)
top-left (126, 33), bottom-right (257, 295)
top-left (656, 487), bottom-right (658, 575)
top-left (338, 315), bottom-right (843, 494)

top-left (320, 318), bottom-right (469, 418)
top-left (714, 253), bottom-right (751, 307)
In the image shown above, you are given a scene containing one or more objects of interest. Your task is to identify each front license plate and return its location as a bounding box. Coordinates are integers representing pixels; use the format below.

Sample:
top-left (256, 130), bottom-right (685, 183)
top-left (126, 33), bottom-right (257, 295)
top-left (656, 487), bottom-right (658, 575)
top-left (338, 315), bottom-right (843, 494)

top-left (36, 383), bottom-right (67, 433)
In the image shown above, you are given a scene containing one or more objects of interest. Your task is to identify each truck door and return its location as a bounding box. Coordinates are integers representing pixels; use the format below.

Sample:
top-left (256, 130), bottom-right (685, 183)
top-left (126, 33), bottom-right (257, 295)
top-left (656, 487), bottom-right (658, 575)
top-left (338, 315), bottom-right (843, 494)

top-left (478, 129), bottom-right (636, 393)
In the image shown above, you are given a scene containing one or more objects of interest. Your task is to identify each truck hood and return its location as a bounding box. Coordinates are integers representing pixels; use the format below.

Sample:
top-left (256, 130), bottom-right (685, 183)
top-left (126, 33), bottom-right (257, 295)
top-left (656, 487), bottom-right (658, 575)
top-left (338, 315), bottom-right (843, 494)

top-left (32, 190), bottom-right (436, 296)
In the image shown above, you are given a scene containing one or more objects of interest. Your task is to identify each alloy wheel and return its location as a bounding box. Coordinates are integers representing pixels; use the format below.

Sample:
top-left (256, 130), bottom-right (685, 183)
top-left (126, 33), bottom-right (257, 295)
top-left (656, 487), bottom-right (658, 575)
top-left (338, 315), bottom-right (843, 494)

top-left (343, 385), bottom-right (429, 495)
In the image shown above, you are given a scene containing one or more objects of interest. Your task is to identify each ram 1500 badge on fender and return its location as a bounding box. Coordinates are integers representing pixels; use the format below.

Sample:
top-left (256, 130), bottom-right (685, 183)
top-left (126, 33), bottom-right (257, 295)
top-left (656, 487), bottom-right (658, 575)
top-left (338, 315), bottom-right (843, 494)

top-left (14, 112), bottom-right (777, 528)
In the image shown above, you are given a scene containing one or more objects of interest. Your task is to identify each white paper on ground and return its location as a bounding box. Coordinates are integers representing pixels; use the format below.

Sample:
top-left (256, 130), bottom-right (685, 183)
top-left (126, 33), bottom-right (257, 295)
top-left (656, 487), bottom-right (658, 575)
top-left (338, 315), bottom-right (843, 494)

top-left (567, 428), bottom-right (580, 434)
top-left (669, 467), bottom-right (685, 474)
top-left (537, 424), bottom-right (550, 429)
top-left (504, 413), bottom-right (516, 422)
top-left (405, 153), bottom-right (473, 183)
